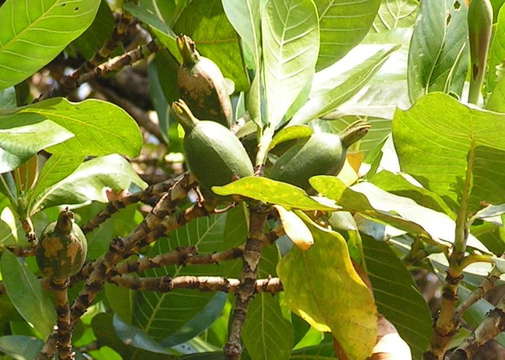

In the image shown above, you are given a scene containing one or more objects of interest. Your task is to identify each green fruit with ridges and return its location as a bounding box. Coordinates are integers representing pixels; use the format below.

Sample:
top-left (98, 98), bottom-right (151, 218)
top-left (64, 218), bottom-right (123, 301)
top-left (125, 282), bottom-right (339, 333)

top-left (36, 209), bottom-right (87, 280)
top-left (268, 121), bottom-right (370, 190)
top-left (176, 35), bottom-right (233, 128)
top-left (172, 100), bottom-right (254, 189)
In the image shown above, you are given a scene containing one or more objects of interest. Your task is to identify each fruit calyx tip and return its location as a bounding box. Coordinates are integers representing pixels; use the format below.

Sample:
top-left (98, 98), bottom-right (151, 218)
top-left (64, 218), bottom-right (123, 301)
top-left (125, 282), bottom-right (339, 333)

top-left (56, 208), bottom-right (74, 235)
top-left (177, 35), bottom-right (200, 66)
top-left (171, 99), bottom-right (199, 130)
top-left (340, 120), bottom-right (371, 148)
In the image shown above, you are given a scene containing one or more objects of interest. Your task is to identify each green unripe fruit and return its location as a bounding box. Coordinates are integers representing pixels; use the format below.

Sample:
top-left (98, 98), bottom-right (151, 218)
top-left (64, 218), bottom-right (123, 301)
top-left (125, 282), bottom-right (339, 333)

top-left (176, 35), bottom-right (233, 128)
top-left (268, 121), bottom-right (370, 190)
top-left (172, 100), bottom-right (254, 190)
top-left (36, 209), bottom-right (87, 280)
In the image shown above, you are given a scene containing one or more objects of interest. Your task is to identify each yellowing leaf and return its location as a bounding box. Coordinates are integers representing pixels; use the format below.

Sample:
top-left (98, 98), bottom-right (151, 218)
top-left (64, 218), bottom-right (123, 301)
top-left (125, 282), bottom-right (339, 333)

top-left (274, 205), bottom-right (313, 250)
top-left (277, 215), bottom-right (377, 360)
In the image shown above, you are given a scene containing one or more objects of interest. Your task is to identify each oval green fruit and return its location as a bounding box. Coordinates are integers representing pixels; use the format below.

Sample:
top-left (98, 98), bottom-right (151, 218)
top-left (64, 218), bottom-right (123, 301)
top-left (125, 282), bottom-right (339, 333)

top-left (36, 209), bottom-right (87, 280)
top-left (172, 100), bottom-right (254, 189)
top-left (268, 121), bottom-right (370, 190)
top-left (176, 35), bottom-right (233, 128)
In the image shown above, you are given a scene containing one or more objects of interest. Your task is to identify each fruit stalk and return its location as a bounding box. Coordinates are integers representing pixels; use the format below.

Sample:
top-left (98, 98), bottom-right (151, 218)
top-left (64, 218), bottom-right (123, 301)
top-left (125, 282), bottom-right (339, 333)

top-left (51, 279), bottom-right (73, 360)
top-left (468, 0), bottom-right (493, 104)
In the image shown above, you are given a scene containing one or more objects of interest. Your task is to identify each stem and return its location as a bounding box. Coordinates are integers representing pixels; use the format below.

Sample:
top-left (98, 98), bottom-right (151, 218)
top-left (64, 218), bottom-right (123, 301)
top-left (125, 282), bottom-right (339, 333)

top-left (224, 204), bottom-right (270, 360)
top-left (51, 278), bottom-right (73, 360)
top-left (255, 127), bottom-right (275, 172)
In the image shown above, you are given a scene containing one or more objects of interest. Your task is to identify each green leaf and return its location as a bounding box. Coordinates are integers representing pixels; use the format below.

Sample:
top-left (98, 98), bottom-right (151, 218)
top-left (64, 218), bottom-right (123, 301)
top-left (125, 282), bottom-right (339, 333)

top-left (27, 154), bottom-right (146, 214)
top-left (393, 92), bottom-right (505, 212)
top-left (114, 315), bottom-right (171, 354)
top-left (0, 113), bottom-right (73, 174)
top-left (485, 6), bottom-right (505, 100)
top-left (277, 216), bottom-right (377, 360)
top-left (291, 342), bottom-right (335, 359)
top-left (17, 97), bottom-right (142, 157)
top-left (242, 294), bottom-right (294, 360)
top-left (222, 0), bottom-right (262, 69)
top-left (310, 176), bottom-right (488, 251)
top-left (105, 283), bottom-right (134, 325)
top-left (268, 125), bottom-right (312, 151)
top-left (363, 235), bottom-right (432, 359)
top-left (161, 293), bottom-right (227, 347)
top-left (0, 205), bottom-right (21, 248)
top-left (486, 73), bottom-right (505, 111)
top-left (0, 87), bottom-right (16, 110)
top-left (289, 45), bottom-right (399, 125)
top-left (0, 251), bottom-right (56, 339)
top-left (369, 170), bottom-right (454, 216)
top-left (212, 177), bottom-right (338, 211)
top-left (372, 0), bottom-right (419, 32)
top-left (262, 0), bottom-right (319, 127)
top-left (407, 0), bottom-right (469, 102)
top-left (173, 0), bottom-right (249, 91)
top-left (133, 213), bottom-right (240, 340)
top-left (314, 0), bottom-right (381, 70)
top-left (0, 0), bottom-right (100, 90)
top-left (0, 335), bottom-right (43, 360)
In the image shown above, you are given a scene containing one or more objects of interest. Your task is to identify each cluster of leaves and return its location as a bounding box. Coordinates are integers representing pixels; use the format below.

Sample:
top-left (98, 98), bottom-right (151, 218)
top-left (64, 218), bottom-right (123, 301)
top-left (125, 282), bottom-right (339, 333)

top-left (3, 0), bottom-right (505, 359)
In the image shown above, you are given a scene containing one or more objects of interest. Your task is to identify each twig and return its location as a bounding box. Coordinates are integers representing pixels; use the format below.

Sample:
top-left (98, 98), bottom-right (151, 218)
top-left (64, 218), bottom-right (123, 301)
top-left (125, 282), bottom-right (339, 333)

top-left (91, 80), bottom-right (164, 142)
top-left (20, 217), bottom-right (37, 245)
top-left (450, 294), bottom-right (505, 359)
top-left (109, 275), bottom-right (283, 294)
top-left (82, 173), bottom-right (194, 234)
top-left (51, 279), bottom-right (73, 360)
top-left (455, 268), bottom-right (500, 320)
top-left (36, 335), bottom-right (58, 360)
top-left (224, 204), bottom-right (271, 360)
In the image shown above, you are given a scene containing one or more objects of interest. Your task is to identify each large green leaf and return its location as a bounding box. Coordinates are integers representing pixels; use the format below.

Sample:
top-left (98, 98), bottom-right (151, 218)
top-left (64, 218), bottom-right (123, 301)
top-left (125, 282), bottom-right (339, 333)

top-left (0, 0), bottom-right (100, 90)
top-left (363, 236), bottom-right (432, 359)
top-left (27, 154), bottom-right (146, 214)
top-left (174, 0), bottom-right (249, 91)
top-left (262, 0), bottom-right (319, 127)
top-left (212, 177), bottom-right (338, 211)
top-left (0, 113), bottom-right (73, 173)
top-left (277, 216), bottom-right (377, 360)
top-left (17, 97), bottom-right (142, 157)
top-left (393, 92), bottom-right (505, 212)
top-left (133, 212), bottom-right (241, 340)
top-left (242, 294), bottom-right (293, 360)
top-left (407, 0), bottom-right (469, 102)
top-left (289, 45), bottom-right (399, 125)
top-left (0, 251), bottom-right (56, 339)
top-left (314, 0), bottom-right (381, 70)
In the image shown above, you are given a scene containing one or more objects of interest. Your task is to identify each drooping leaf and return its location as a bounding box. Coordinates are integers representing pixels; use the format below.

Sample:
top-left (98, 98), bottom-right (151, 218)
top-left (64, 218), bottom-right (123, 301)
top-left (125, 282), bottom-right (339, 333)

top-left (174, 0), bottom-right (249, 91)
top-left (310, 176), bottom-right (488, 251)
top-left (0, 113), bottom-right (73, 174)
top-left (17, 98), bottom-right (142, 157)
top-left (262, 0), bottom-right (319, 127)
top-left (363, 235), bottom-right (432, 359)
top-left (212, 177), bottom-right (338, 211)
top-left (0, 0), bottom-right (100, 90)
top-left (407, 0), bottom-right (469, 102)
top-left (393, 92), bottom-right (505, 212)
top-left (314, 0), bottom-right (382, 70)
top-left (277, 216), bottom-right (377, 360)
top-left (289, 45), bottom-right (398, 125)
top-left (0, 251), bottom-right (56, 339)
top-left (242, 293), bottom-right (294, 360)
top-left (28, 154), bottom-right (146, 214)
top-left (0, 335), bottom-right (43, 360)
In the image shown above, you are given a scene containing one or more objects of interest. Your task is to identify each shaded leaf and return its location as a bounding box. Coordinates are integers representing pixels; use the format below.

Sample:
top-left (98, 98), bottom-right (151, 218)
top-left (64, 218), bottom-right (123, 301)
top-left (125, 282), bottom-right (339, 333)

top-left (262, 0), bottom-right (319, 127)
top-left (114, 315), bottom-right (171, 354)
top-left (243, 294), bottom-right (294, 360)
top-left (363, 236), bottom-right (432, 359)
top-left (407, 0), bottom-right (469, 102)
top-left (212, 177), bottom-right (338, 211)
top-left (277, 216), bottom-right (377, 360)
top-left (0, 0), bottom-right (100, 90)
top-left (0, 251), bottom-right (56, 339)
top-left (0, 335), bottom-right (43, 360)
top-left (314, 0), bottom-right (382, 70)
